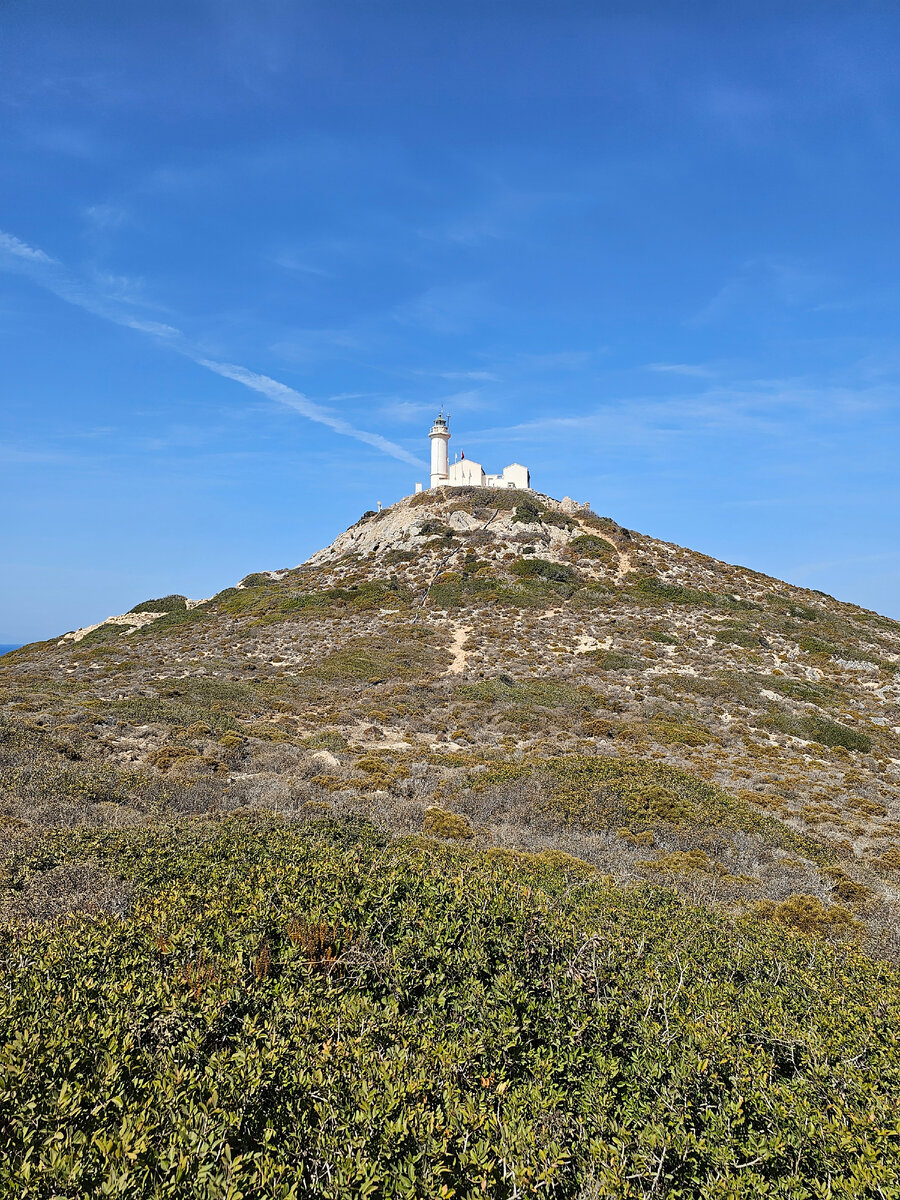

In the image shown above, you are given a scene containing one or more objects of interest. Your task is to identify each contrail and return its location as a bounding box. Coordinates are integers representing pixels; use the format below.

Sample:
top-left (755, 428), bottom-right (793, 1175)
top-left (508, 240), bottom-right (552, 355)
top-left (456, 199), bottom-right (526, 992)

top-left (0, 229), bottom-right (426, 469)
top-left (195, 358), bottom-right (424, 466)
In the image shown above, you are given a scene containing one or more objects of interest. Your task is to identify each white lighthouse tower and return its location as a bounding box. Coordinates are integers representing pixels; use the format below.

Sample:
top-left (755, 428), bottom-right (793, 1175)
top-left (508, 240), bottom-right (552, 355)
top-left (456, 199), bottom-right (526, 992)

top-left (429, 412), bottom-right (450, 488)
top-left (417, 411), bottom-right (530, 492)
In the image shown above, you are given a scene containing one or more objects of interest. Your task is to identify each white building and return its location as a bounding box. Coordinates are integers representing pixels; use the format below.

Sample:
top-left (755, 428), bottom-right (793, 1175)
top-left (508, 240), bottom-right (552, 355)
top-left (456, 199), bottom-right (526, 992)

top-left (415, 414), bottom-right (530, 492)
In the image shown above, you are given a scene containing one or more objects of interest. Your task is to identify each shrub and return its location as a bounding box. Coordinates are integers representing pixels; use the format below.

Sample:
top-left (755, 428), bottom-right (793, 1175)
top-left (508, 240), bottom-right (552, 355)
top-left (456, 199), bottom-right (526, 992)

top-left (305, 629), bottom-right (437, 684)
top-left (128, 595), bottom-right (188, 615)
top-left (511, 498), bottom-right (544, 524)
top-left (533, 849), bottom-right (595, 875)
top-left (422, 806), bottom-right (475, 840)
top-left (303, 731), bottom-right (348, 752)
top-left (458, 677), bottom-right (598, 713)
top-left (822, 867), bottom-right (876, 907)
top-left (541, 512), bottom-right (575, 530)
top-left (762, 711), bottom-right (871, 753)
top-left (639, 849), bottom-right (727, 876)
top-left (751, 893), bottom-right (860, 939)
top-left (649, 717), bottom-right (716, 747)
top-left (468, 755), bottom-right (829, 860)
top-left (1, 823), bottom-right (898, 1197)
top-left (1, 861), bottom-right (131, 924)
top-left (589, 650), bottom-right (641, 671)
top-left (511, 558), bottom-right (580, 585)
top-left (799, 635), bottom-right (838, 657)
top-left (617, 828), bottom-right (655, 847)
top-left (715, 628), bottom-right (764, 649)
top-left (765, 676), bottom-right (831, 704)
top-left (871, 846), bottom-right (900, 873)
top-left (583, 717), bottom-right (617, 738)
top-left (626, 576), bottom-right (754, 610)
top-left (569, 534), bottom-right (616, 559)
top-left (417, 520), bottom-right (449, 536)
top-left (240, 573), bottom-right (275, 588)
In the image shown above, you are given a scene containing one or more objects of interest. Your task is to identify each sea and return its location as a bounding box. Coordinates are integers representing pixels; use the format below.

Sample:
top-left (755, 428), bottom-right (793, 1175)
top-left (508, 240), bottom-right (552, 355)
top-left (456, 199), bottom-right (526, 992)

top-left (0, 645), bottom-right (23, 656)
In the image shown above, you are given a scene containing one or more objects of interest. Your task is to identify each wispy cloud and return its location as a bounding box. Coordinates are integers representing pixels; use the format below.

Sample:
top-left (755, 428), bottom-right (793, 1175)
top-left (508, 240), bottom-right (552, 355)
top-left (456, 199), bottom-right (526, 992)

top-left (646, 362), bottom-right (714, 378)
top-left (690, 256), bottom-right (835, 326)
top-left (472, 373), bottom-right (900, 452)
top-left (270, 251), bottom-right (331, 277)
top-left (84, 203), bottom-right (129, 231)
top-left (390, 283), bottom-right (492, 335)
top-left (0, 441), bottom-right (75, 465)
top-left (0, 228), bottom-right (426, 469)
top-left (0, 232), bottom-right (56, 265)
top-left (198, 360), bottom-right (423, 465)
top-left (436, 370), bottom-right (500, 382)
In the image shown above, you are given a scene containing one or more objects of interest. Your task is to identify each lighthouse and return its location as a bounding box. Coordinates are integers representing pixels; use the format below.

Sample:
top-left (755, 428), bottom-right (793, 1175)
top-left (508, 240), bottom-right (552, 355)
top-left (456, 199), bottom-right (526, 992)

top-left (429, 413), bottom-right (450, 488)
top-left (419, 413), bottom-right (530, 492)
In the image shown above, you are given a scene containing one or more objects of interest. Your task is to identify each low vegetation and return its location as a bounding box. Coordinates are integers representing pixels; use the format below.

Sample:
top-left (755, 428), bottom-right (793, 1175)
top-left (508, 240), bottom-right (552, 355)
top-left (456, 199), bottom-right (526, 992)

top-left (2, 819), bottom-right (900, 1197)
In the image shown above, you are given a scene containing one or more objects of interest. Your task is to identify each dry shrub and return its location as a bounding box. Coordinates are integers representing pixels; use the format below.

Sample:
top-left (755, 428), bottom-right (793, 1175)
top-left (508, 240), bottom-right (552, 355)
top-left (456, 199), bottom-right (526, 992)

top-left (582, 717), bottom-right (617, 738)
top-left (1, 861), bottom-right (131, 925)
top-left (821, 866), bottom-right (876, 908)
top-left (871, 845), bottom-right (900, 873)
top-left (286, 918), bottom-right (350, 972)
top-left (423, 806), bottom-right (475, 840)
top-left (638, 849), bottom-right (750, 882)
top-left (617, 828), bottom-right (655, 847)
top-left (751, 893), bottom-right (860, 939)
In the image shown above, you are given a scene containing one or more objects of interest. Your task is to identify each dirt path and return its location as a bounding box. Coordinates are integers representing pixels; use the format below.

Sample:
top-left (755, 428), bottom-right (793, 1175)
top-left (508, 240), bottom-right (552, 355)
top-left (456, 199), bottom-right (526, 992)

top-left (615, 547), bottom-right (633, 583)
top-left (446, 624), bottom-right (471, 675)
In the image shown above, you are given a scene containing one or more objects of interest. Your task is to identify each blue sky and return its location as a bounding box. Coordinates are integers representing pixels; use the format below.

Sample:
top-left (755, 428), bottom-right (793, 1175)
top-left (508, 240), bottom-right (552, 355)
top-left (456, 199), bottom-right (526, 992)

top-left (2, 1), bottom-right (900, 642)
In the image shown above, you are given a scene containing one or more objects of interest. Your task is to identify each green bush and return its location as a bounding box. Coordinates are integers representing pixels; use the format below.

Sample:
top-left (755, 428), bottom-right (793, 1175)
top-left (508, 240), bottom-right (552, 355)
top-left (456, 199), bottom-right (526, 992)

top-left (302, 730), bottom-right (348, 751)
top-left (304, 629), bottom-right (437, 684)
top-left (626, 576), bottom-right (755, 610)
top-left (128, 595), bottom-right (188, 615)
top-left (714, 627), bottom-right (764, 648)
top-left (458, 676), bottom-right (598, 712)
top-left (590, 649), bottom-right (641, 671)
top-left (799, 635), bottom-right (839, 657)
top-left (468, 755), bottom-right (829, 860)
top-left (511, 497), bottom-right (544, 524)
top-left (762, 711), bottom-right (871, 753)
top-left (569, 534), bottom-right (616, 558)
top-left (511, 557), bottom-right (580, 585)
top-left (0, 822), bottom-right (898, 1196)
top-left (541, 511), bottom-right (575, 530)
top-left (417, 520), bottom-right (449, 536)
top-left (645, 629), bottom-right (678, 644)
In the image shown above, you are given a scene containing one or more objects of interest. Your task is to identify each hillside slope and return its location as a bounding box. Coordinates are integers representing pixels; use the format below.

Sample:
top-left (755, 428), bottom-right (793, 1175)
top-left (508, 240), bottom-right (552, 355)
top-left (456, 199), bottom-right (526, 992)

top-left (3, 486), bottom-right (900, 939)
top-left (4, 486), bottom-right (900, 1195)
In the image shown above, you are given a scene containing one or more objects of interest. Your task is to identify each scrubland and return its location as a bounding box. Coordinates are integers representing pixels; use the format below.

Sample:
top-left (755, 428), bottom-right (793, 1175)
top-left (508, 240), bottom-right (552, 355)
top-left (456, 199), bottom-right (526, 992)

top-left (3, 487), bottom-right (900, 1194)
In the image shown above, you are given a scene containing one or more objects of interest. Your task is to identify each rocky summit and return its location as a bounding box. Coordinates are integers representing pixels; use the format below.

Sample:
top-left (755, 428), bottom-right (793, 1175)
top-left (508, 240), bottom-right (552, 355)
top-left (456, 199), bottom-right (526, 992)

top-left (3, 484), bottom-right (900, 942)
